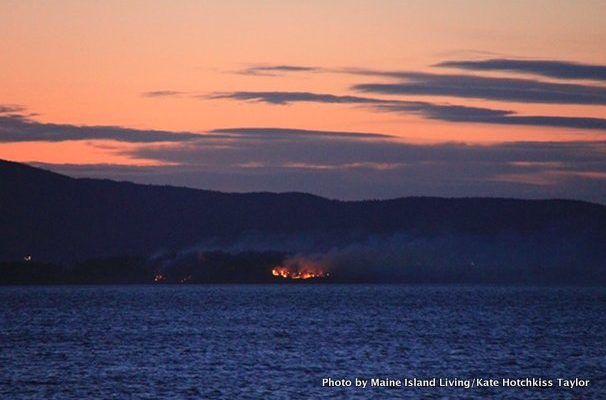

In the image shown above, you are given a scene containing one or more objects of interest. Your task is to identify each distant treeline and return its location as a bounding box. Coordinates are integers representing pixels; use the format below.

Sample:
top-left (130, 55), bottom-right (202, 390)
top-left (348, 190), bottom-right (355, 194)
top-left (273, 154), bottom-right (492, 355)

top-left (1, 249), bottom-right (603, 285)
top-left (0, 252), bottom-right (285, 285)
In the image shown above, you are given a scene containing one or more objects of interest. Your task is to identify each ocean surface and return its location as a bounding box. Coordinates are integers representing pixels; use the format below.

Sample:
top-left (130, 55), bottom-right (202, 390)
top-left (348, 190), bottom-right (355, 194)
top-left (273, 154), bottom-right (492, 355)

top-left (1, 285), bottom-right (604, 399)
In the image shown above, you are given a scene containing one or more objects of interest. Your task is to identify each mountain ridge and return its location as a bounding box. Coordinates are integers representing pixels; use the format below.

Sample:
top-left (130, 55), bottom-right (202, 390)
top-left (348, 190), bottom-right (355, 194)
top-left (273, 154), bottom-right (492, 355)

top-left (1, 159), bottom-right (605, 266)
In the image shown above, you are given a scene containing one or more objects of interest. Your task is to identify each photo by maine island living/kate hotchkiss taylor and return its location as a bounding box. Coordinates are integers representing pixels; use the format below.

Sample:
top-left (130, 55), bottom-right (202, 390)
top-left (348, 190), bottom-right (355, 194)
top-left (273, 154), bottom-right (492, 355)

top-left (1, 1), bottom-right (605, 399)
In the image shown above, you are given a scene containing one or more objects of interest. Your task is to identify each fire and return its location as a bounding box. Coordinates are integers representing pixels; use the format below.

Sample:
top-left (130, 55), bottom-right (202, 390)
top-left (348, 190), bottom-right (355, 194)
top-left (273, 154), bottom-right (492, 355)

top-left (271, 265), bottom-right (329, 280)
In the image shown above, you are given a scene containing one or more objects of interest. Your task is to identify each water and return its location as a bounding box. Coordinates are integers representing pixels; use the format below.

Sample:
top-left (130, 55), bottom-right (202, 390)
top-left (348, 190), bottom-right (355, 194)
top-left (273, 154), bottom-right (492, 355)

top-left (1, 285), bottom-right (604, 399)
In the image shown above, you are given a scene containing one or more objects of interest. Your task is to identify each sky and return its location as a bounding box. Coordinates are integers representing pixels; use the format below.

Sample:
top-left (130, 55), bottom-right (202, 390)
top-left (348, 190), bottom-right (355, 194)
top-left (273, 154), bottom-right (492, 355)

top-left (1, 0), bottom-right (606, 202)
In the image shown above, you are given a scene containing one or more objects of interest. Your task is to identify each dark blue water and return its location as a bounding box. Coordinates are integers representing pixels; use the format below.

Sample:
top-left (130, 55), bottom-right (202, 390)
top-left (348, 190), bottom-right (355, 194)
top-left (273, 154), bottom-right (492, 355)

top-left (1, 285), bottom-right (604, 399)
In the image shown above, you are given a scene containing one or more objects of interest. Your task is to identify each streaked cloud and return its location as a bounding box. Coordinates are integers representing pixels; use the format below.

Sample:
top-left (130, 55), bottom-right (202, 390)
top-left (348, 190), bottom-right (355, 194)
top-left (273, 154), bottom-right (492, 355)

top-left (236, 65), bottom-right (320, 76)
top-left (0, 104), bottom-right (27, 114)
top-left (141, 90), bottom-right (186, 98)
top-left (209, 91), bottom-right (386, 105)
top-left (0, 111), bottom-right (200, 143)
top-left (376, 102), bottom-right (606, 130)
top-left (37, 128), bottom-right (606, 203)
top-left (210, 127), bottom-right (392, 139)
top-left (437, 59), bottom-right (606, 81)
top-left (352, 72), bottom-right (606, 105)
top-left (222, 62), bottom-right (606, 105)
top-left (211, 91), bottom-right (606, 131)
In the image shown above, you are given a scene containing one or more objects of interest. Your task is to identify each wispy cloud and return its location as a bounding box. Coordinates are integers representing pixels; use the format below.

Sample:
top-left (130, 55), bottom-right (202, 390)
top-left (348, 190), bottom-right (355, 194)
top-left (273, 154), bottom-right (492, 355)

top-left (235, 65), bottom-right (320, 76)
top-left (209, 91), bottom-right (386, 105)
top-left (210, 127), bottom-right (392, 139)
top-left (0, 104), bottom-right (27, 114)
top-left (436, 59), bottom-right (606, 81)
top-left (352, 72), bottom-right (606, 105)
top-left (0, 110), bottom-right (200, 143)
top-left (224, 62), bottom-right (606, 104)
top-left (39, 128), bottom-right (606, 203)
top-left (150, 61), bottom-right (606, 126)
top-left (141, 90), bottom-right (186, 98)
top-left (211, 91), bottom-right (606, 131)
top-left (377, 102), bottom-right (606, 130)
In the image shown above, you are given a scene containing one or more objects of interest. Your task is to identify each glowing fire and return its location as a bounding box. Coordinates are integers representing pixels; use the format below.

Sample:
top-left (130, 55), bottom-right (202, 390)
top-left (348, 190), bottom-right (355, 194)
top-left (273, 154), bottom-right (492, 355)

top-left (153, 272), bottom-right (166, 283)
top-left (271, 265), bottom-right (329, 280)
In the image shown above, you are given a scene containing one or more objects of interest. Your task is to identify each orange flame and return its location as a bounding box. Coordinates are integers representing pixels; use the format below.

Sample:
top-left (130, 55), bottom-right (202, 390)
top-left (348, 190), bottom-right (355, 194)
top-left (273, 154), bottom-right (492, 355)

top-left (153, 272), bottom-right (166, 282)
top-left (271, 264), bottom-right (329, 280)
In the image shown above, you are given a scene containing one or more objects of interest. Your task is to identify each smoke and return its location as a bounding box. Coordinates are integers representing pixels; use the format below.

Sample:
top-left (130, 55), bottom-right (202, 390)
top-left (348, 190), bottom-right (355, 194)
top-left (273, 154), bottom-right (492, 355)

top-left (257, 231), bottom-right (603, 284)
top-left (150, 229), bottom-right (605, 284)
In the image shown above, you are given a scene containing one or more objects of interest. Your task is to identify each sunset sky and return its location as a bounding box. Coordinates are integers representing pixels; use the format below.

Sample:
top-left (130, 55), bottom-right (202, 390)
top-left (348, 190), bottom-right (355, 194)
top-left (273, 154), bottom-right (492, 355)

top-left (2, 1), bottom-right (606, 202)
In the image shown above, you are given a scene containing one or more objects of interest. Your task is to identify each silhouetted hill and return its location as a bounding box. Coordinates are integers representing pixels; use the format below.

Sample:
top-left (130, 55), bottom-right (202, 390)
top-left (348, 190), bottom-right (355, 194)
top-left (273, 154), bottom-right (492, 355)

top-left (1, 159), bottom-right (605, 284)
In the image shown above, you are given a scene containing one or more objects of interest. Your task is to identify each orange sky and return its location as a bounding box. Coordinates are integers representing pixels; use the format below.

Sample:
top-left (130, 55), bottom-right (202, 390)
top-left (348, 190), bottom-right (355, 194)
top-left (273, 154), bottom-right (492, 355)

top-left (1, 1), bottom-right (605, 201)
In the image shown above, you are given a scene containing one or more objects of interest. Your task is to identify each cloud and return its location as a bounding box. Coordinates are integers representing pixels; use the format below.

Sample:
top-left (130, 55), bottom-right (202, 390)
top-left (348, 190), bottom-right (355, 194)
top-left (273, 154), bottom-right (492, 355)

top-left (125, 129), bottom-right (606, 170)
top-left (141, 90), bottom-right (186, 97)
top-left (352, 72), bottom-right (606, 105)
top-left (210, 127), bottom-right (392, 139)
top-left (0, 112), bottom-right (201, 143)
top-left (377, 102), bottom-right (606, 130)
top-left (146, 61), bottom-right (606, 130)
top-left (38, 126), bottom-right (606, 203)
top-left (221, 62), bottom-right (606, 103)
top-left (209, 91), bottom-right (385, 105)
top-left (236, 65), bottom-right (320, 76)
top-left (436, 59), bottom-right (606, 81)
top-left (0, 104), bottom-right (27, 114)
top-left (211, 91), bottom-right (606, 131)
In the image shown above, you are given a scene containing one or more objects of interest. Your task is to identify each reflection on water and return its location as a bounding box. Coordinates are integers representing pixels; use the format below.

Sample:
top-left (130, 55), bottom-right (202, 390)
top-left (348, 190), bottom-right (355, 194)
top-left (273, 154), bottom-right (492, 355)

top-left (0, 285), bottom-right (604, 399)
